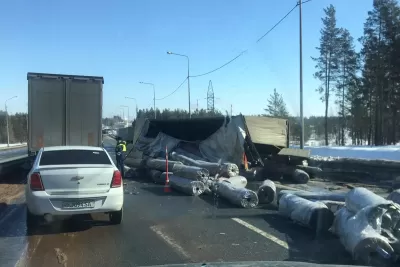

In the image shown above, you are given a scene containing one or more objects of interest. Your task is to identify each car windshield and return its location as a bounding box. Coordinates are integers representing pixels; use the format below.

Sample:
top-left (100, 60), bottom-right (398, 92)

top-left (39, 150), bottom-right (112, 165)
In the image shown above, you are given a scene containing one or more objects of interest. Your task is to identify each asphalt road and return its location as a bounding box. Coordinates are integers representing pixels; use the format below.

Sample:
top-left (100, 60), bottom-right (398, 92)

top-left (0, 137), bottom-right (356, 267)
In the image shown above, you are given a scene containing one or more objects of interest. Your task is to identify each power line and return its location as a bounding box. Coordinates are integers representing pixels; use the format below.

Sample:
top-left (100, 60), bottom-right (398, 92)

top-left (256, 4), bottom-right (298, 43)
top-left (155, 77), bottom-right (188, 100)
top-left (190, 51), bottom-right (247, 78)
top-left (159, 0), bottom-right (312, 99)
top-left (190, 1), bottom-right (312, 78)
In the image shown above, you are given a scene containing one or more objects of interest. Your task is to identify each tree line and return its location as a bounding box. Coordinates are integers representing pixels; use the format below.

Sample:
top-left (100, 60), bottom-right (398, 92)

top-left (265, 0), bottom-right (400, 146)
top-left (0, 111), bottom-right (28, 144)
top-left (315, 1), bottom-right (400, 145)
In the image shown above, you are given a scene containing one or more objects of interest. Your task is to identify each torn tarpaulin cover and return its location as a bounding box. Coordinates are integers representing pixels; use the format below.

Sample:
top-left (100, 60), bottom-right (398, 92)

top-left (132, 116), bottom-right (246, 166)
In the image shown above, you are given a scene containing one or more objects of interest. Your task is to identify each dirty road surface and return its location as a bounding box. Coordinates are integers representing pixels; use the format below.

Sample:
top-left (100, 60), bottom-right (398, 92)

top-left (0, 137), bottom-right (360, 267)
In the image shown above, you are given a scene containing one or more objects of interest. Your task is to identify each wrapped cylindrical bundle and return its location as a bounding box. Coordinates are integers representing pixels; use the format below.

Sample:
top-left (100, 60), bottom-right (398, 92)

top-left (346, 187), bottom-right (391, 214)
top-left (171, 164), bottom-right (209, 182)
top-left (292, 169), bottom-right (310, 184)
top-left (278, 193), bottom-right (334, 232)
top-left (215, 181), bottom-right (258, 208)
top-left (170, 152), bottom-right (221, 176)
top-left (257, 180), bottom-right (276, 204)
top-left (147, 169), bottom-right (162, 183)
top-left (169, 175), bottom-right (206, 196)
top-left (332, 207), bottom-right (395, 265)
top-left (224, 176), bottom-right (247, 188)
top-left (220, 163), bottom-right (239, 178)
top-left (145, 158), bottom-right (183, 172)
top-left (277, 190), bottom-right (346, 203)
top-left (124, 158), bottom-right (146, 168)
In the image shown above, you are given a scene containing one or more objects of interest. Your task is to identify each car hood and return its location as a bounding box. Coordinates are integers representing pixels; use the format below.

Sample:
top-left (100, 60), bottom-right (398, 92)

top-left (143, 261), bottom-right (365, 267)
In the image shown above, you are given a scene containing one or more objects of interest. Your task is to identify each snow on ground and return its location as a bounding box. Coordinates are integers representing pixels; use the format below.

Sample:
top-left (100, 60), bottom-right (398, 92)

top-left (0, 143), bottom-right (27, 149)
top-left (300, 145), bottom-right (400, 162)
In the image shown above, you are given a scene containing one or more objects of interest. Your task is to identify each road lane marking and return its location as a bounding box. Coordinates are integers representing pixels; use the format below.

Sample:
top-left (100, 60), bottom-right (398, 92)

top-left (150, 225), bottom-right (191, 260)
top-left (0, 205), bottom-right (22, 226)
top-left (14, 236), bottom-right (42, 267)
top-left (231, 218), bottom-right (289, 250)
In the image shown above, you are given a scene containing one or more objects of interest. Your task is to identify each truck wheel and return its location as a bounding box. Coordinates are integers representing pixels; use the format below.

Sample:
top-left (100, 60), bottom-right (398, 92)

top-left (292, 169), bottom-right (310, 184)
top-left (109, 208), bottom-right (123, 225)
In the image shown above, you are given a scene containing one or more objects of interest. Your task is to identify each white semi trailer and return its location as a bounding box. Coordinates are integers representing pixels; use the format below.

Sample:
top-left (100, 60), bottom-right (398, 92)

top-left (27, 72), bottom-right (103, 156)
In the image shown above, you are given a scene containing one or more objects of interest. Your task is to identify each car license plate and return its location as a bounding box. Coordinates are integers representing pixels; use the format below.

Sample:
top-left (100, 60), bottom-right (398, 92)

top-left (62, 201), bottom-right (95, 209)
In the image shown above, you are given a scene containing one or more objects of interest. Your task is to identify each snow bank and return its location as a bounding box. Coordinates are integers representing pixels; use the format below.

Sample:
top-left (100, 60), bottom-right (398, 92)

top-left (0, 143), bottom-right (27, 149)
top-left (301, 145), bottom-right (400, 162)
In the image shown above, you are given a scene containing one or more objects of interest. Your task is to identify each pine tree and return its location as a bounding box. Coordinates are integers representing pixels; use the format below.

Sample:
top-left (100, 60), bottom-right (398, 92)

top-left (359, 0), bottom-right (400, 145)
top-left (312, 4), bottom-right (341, 146)
top-left (335, 28), bottom-right (359, 145)
top-left (264, 88), bottom-right (289, 118)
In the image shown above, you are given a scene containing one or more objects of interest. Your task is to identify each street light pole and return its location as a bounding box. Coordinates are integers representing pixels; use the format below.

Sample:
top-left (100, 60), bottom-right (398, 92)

top-left (299, 0), bottom-right (304, 149)
top-left (167, 51), bottom-right (191, 119)
top-left (120, 108), bottom-right (124, 122)
top-left (120, 105), bottom-right (129, 126)
top-left (125, 97), bottom-right (138, 119)
top-left (5, 96), bottom-right (18, 147)
top-left (139, 82), bottom-right (156, 119)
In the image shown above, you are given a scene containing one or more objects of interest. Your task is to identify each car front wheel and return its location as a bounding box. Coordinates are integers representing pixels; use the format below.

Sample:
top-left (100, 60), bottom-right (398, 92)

top-left (109, 208), bottom-right (123, 225)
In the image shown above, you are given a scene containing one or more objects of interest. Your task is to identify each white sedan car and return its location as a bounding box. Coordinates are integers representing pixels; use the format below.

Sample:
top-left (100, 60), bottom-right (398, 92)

top-left (25, 146), bottom-right (124, 227)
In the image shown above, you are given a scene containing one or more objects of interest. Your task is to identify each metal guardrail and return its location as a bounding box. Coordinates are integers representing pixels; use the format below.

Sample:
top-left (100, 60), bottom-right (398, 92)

top-left (0, 145), bottom-right (27, 151)
top-left (0, 155), bottom-right (31, 176)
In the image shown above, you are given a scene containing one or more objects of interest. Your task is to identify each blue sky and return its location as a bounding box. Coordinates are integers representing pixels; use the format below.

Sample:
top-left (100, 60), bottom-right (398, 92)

top-left (1, 0), bottom-right (372, 119)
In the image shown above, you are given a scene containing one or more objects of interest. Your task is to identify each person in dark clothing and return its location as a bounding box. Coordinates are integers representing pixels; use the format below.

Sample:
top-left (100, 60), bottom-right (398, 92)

top-left (115, 139), bottom-right (125, 178)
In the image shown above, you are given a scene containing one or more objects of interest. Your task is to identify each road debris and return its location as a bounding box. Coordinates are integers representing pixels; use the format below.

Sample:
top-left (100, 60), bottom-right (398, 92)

top-left (215, 180), bottom-right (258, 208)
top-left (332, 187), bottom-right (400, 266)
top-left (257, 179), bottom-right (276, 204)
top-left (168, 175), bottom-right (206, 196)
top-left (278, 193), bottom-right (334, 232)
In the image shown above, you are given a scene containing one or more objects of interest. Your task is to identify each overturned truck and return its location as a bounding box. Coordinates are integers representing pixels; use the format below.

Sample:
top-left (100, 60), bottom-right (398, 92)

top-left (125, 115), bottom-right (314, 184)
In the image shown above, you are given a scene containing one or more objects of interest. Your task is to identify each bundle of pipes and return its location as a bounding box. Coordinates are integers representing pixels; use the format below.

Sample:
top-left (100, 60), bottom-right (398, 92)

top-left (168, 175), bottom-right (206, 196)
top-left (220, 163), bottom-right (240, 178)
top-left (147, 169), bottom-right (162, 184)
top-left (170, 151), bottom-right (240, 178)
top-left (147, 169), bottom-right (173, 185)
top-left (331, 187), bottom-right (400, 265)
top-left (278, 193), bottom-right (334, 232)
top-left (171, 164), bottom-right (210, 182)
top-left (124, 158), bottom-right (147, 169)
top-left (292, 169), bottom-right (310, 184)
top-left (215, 180), bottom-right (258, 208)
top-left (257, 180), bottom-right (276, 204)
top-left (170, 152), bottom-right (221, 176)
top-left (240, 167), bottom-right (265, 181)
top-left (277, 190), bottom-right (346, 204)
top-left (145, 158), bottom-right (183, 172)
top-left (141, 151), bottom-right (244, 198)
